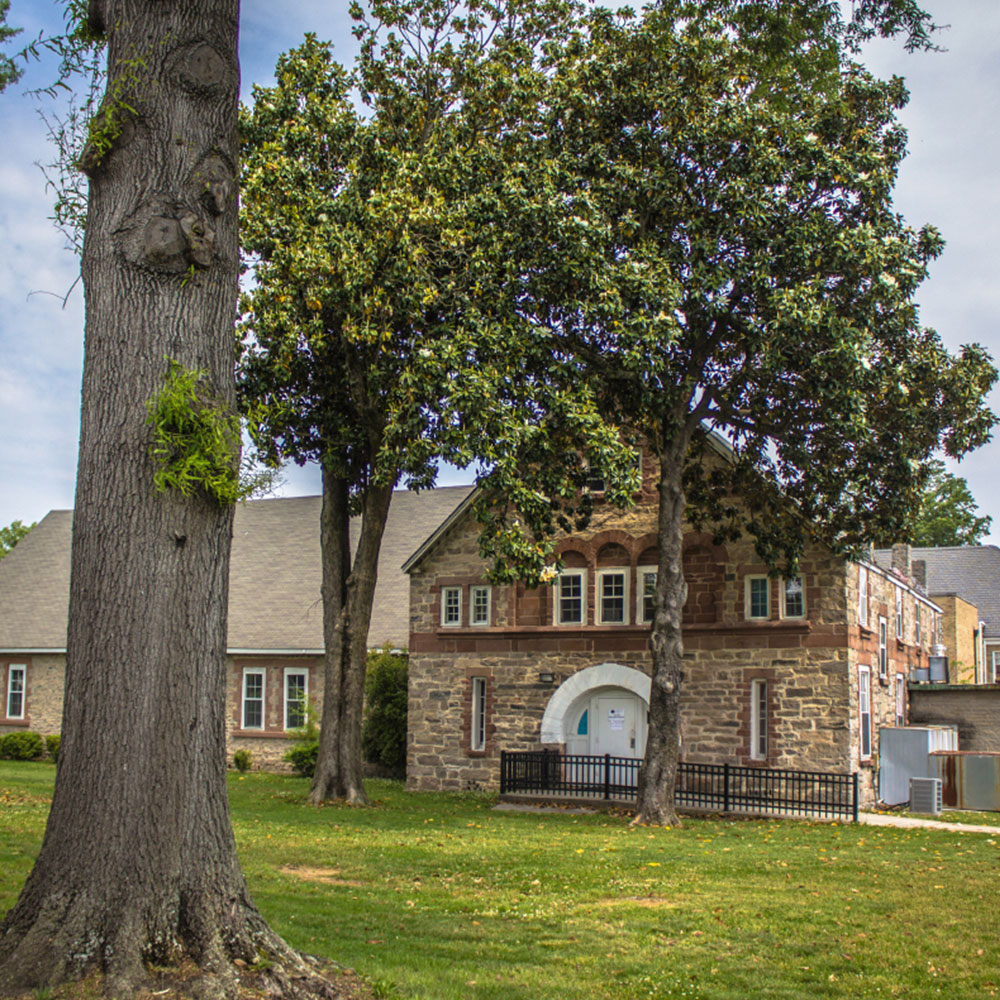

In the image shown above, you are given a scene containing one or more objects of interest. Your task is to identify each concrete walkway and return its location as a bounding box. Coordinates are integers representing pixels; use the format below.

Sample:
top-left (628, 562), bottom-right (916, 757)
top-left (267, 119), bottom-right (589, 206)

top-left (860, 811), bottom-right (1000, 834)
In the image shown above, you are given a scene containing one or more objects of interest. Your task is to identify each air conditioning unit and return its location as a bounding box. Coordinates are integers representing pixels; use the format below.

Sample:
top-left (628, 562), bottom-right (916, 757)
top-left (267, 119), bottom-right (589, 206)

top-left (910, 776), bottom-right (942, 815)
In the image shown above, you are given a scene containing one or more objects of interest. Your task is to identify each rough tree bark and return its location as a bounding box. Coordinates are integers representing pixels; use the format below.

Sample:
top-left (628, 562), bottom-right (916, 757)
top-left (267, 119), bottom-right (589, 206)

top-left (310, 469), bottom-right (393, 806)
top-left (633, 440), bottom-right (690, 827)
top-left (0, 3), bottom-right (335, 996)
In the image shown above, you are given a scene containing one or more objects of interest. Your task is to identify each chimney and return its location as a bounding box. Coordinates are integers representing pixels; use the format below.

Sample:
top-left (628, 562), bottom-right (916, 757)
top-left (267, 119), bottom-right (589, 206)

top-left (912, 558), bottom-right (927, 592)
top-left (891, 543), bottom-right (912, 576)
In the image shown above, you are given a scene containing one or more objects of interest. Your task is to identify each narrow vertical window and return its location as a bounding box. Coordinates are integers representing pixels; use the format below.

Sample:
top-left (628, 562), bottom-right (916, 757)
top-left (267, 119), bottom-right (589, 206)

top-left (441, 586), bottom-right (462, 626)
top-left (556, 571), bottom-right (585, 625)
top-left (895, 586), bottom-right (903, 639)
top-left (858, 665), bottom-right (872, 760)
top-left (878, 617), bottom-right (888, 681)
top-left (6, 665), bottom-right (26, 720)
top-left (639, 567), bottom-right (657, 623)
top-left (914, 604), bottom-right (921, 645)
top-left (858, 566), bottom-right (869, 628)
top-left (598, 570), bottom-right (627, 624)
top-left (470, 585), bottom-right (491, 626)
top-left (895, 673), bottom-right (905, 727)
top-left (750, 678), bottom-right (768, 760)
top-left (471, 677), bottom-right (486, 751)
top-left (782, 577), bottom-right (805, 619)
top-left (284, 669), bottom-right (308, 730)
top-left (746, 576), bottom-right (769, 620)
top-left (242, 668), bottom-right (265, 730)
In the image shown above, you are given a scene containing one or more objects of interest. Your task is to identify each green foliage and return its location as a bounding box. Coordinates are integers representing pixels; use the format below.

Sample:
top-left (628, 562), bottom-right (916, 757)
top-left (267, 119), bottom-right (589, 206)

top-left (233, 748), bottom-right (252, 773)
top-left (0, 520), bottom-right (35, 559)
top-left (910, 459), bottom-right (992, 546)
top-left (146, 359), bottom-right (273, 506)
top-left (44, 734), bottom-right (60, 763)
top-left (0, 731), bottom-right (44, 761)
top-left (362, 647), bottom-right (408, 771)
top-left (283, 698), bottom-right (320, 778)
top-left (0, 0), bottom-right (22, 92)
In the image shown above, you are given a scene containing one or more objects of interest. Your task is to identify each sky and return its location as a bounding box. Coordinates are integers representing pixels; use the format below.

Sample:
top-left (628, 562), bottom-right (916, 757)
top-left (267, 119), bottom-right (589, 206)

top-left (1, 0), bottom-right (999, 540)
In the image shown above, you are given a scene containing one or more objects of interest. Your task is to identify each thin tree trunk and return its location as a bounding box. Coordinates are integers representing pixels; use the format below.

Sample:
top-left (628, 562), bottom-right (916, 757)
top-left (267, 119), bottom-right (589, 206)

top-left (310, 470), bottom-right (394, 805)
top-left (0, 3), bottom-right (331, 995)
top-left (634, 443), bottom-right (688, 826)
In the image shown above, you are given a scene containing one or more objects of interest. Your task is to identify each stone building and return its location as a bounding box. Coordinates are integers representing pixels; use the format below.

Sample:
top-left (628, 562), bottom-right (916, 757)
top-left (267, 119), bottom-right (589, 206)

top-left (0, 487), bottom-right (472, 768)
top-left (404, 457), bottom-right (944, 807)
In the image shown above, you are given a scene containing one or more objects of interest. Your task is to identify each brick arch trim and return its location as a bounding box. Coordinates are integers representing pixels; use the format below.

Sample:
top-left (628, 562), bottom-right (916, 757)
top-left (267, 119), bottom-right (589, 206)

top-left (540, 662), bottom-right (652, 744)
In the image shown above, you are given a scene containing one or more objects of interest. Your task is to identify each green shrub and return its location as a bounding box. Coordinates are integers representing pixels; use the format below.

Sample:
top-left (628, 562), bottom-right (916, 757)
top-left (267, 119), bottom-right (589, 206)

top-left (362, 647), bottom-right (408, 772)
top-left (0, 731), bottom-right (44, 761)
top-left (233, 748), bottom-right (252, 773)
top-left (45, 734), bottom-right (60, 763)
top-left (284, 740), bottom-right (318, 778)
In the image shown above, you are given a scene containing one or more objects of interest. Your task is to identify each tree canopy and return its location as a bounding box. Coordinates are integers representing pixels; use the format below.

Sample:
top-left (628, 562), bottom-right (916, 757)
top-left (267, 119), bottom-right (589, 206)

top-left (0, 519), bottom-right (34, 558)
top-left (910, 459), bottom-right (992, 546)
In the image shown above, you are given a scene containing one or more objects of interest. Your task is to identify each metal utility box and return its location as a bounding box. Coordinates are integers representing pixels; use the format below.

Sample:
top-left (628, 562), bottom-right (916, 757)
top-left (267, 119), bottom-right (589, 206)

top-left (879, 726), bottom-right (959, 805)
top-left (930, 751), bottom-right (1000, 811)
top-left (910, 777), bottom-right (943, 814)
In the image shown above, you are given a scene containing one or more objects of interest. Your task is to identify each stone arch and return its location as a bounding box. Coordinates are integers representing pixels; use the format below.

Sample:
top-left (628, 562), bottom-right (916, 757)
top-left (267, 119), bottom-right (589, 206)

top-left (540, 662), bottom-right (651, 744)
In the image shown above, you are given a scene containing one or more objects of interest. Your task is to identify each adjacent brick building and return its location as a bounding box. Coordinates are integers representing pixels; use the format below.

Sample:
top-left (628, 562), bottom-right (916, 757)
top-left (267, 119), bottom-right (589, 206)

top-left (404, 455), bottom-right (944, 807)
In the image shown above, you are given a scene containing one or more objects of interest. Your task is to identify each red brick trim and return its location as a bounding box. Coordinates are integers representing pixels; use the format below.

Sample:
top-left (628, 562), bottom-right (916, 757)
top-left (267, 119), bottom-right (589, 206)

top-left (231, 657), bottom-right (320, 734)
top-left (737, 667), bottom-right (777, 766)
top-left (0, 656), bottom-right (32, 727)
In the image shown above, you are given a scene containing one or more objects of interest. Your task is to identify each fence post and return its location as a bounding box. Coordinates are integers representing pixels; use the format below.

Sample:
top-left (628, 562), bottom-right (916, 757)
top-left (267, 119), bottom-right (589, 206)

top-left (500, 751), bottom-right (507, 794)
top-left (604, 753), bottom-right (611, 800)
top-left (723, 762), bottom-right (730, 813)
top-left (852, 772), bottom-right (859, 823)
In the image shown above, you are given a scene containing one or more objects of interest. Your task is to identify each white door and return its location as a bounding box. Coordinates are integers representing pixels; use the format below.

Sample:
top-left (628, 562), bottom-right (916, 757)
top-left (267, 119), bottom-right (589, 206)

top-left (590, 693), bottom-right (646, 758)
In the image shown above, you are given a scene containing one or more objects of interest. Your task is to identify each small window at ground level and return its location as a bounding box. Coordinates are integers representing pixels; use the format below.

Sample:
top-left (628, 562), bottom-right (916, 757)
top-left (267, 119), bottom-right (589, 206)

top-left (284, 669), bottom-right (308, 731)
top-left (746, 576), bottom-right (769, 620)
top-left (577, 709), bottom-right (589, 736)
top-left (470, 585), bottom-right (491, 626)
top-left (6, 665), bottom-right (25, 720)
top-left (441, 586), bottom-right (462, 627)
top-left (471, 677), bottom-right (487, 751)
top-left (858, 665), bottom-right (872, 760)
top-left (242, 669), bottom-right (265, 730)
top-left (750, 678), bottom-right (768, 760)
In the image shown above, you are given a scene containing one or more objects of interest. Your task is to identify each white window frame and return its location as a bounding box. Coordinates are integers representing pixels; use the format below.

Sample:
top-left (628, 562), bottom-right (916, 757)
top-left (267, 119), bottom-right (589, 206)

top-left (895, 672), bottom-right (905, 727)
top-left (441, 586), bottom-right (462, 627)
top-left (745, 575), bottom-right (770, 620)
top-left (6, 664), bottom-right (26, 720)
top-left (914, 603), bottom-right (921, 646)
top-left (858, 665), bottom-right (872, 761)
top-left (991, 649), bottom-right (1000, 685)
top-left (469, 585), bottom-right (491, 627)
top-left (750, 678), bottom-right (768, 761)
top-left (895, 586), bottom-right (903, 639)
top-left (858, 566), bottom-right (869, 628)
top-left (241, 667), bottom-right (266, 730)
top-left (283, 667), bottom-right (308, 731)
top-left (780, 577), bottom-right (805, 619)
top-left (638, 566), bottom-right (657, 624)
top-left (471, 677), bottom-right (487, 751)
top-left (554, 570), bottom-right (587, 625)
top-left (878, 616), bottom-right (888, 682)
top-left (596, 568), bottom-right (628, 625)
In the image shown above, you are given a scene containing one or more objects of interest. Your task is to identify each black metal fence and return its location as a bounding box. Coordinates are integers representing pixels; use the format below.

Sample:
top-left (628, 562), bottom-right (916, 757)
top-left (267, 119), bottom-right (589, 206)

top-left (499, 751), bottom-right (859, 822)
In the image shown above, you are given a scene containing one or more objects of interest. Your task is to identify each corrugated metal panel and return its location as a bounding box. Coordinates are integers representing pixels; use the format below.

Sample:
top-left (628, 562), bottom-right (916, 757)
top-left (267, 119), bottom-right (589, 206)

top-left (931, 751), bottom-right (1000, 811)
top-left (879, 726), bottom-right (958, 805)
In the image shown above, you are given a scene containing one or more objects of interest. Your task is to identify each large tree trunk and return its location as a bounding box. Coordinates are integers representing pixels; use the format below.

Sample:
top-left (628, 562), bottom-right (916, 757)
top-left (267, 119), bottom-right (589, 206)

top-left (634, 444), bottom-right (688, 826)
top-left (0, 3), bottom-right (329, 995)
top-left (310, 470), bottom-right (393, 805)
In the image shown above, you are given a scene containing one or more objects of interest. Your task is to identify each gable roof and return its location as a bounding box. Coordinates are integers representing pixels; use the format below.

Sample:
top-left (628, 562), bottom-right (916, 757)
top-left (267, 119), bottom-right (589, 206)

top-left (0, 486), bottom-right (473, 654)
top-left (874, 545), bottom-right (1000, 638)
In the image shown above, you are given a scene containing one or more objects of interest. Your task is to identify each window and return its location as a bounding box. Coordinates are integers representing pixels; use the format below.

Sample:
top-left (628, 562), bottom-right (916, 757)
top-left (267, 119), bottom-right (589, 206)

top-left (284, 669), bottom-right (308, 730)
top-left (914, 603), bottom-right (921, 645)
top-left (639, 567), bottom-right (657, 623)
top-left (858, 665), bottom-right (872, 760)
top-left (597, 570), bottom-right (627, 624)
top-left (895, 586), bottom-right (903, 639)
top-left (750, 679), bottom-right (768, 760)
top-left (746, 576), bottom-right (770, 620)
top-left (241, 668), bottom-right (265, 730)
top-left (471, 677), bottom-right (487, 751)
top-left (470, 585), bottom-right (491, 626)
top-left (858, 566), bottom-right (869, 628)
top-left (555, 570), bottom-right (586, 625)
top-left (441, 586), bottom-right (462, 627)
top-left (895, 673), bottom-right (905, 727)
top-left (6, 665), bottom-right (25, 720)
top-left (878, 617), bottom-right (888, 681)
top-left (781, 577), bottom-right (805, 619)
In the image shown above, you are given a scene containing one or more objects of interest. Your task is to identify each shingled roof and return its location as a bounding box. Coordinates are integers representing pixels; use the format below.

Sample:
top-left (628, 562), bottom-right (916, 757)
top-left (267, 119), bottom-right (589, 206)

top-left (874, 545), bottom-right (1000, 639)
top-left (0, 486), bottom-right (473, 653)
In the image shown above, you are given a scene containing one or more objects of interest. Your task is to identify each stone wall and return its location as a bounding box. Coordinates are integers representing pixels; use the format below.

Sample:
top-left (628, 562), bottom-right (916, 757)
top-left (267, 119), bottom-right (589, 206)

top-left (908, 685), bottom-right (1000, 751)
top-left (0, 654), bottom-right (64, 737)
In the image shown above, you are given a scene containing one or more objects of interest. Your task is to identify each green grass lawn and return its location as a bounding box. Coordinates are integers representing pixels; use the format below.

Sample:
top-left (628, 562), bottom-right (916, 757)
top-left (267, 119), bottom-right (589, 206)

top-left (3, 762), bottom-right (1000, 999)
